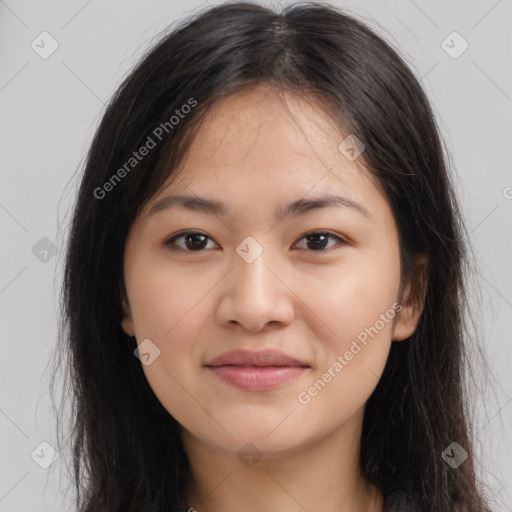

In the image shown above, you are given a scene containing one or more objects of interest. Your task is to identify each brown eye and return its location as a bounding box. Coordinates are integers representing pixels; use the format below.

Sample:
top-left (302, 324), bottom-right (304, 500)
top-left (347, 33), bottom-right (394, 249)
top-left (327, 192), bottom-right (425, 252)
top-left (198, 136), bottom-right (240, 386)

top-left (163, 231), bottom-right (217, 252)
top-left (162, 230), bottom-right (346, 254)
top-left (294, 231), bottom-right (346, 252)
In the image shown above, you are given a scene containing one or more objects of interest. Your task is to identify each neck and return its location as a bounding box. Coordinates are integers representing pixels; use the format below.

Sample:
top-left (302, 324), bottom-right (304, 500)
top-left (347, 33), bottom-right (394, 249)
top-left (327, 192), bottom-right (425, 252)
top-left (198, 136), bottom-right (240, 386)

top-left (181, 409), bottom-right (384, 512)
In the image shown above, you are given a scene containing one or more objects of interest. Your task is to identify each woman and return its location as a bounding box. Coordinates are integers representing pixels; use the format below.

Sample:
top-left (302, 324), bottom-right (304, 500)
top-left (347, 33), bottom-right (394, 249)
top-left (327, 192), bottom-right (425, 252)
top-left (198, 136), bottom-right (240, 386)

top-left (52, 2), bottom-right (492, 510)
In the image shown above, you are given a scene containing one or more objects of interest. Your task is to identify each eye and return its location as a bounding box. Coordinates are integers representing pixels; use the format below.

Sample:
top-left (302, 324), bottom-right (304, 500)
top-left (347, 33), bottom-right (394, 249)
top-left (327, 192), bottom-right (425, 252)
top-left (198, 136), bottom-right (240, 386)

top-left (162, 231), bottom-right (218, 253)
top-left (162, 230), bottom-right (346, 253)
top-left (293, 231), bottom-right (347, 252)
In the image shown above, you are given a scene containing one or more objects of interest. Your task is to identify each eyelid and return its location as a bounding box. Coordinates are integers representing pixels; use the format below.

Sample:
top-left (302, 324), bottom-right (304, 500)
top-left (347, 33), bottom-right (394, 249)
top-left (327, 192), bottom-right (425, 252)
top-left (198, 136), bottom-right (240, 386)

top-left (292, 231), bottom-right (348, 251)
top-left (162, 230), bottom-right (349, 253)
top-left (162, 230), bottom-right (218, 252)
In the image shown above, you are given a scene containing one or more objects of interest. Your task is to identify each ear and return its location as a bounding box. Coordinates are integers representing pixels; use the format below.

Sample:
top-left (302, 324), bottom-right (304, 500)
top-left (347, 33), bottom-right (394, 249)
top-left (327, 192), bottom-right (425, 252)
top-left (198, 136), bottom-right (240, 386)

top-left (121, 300), bottom-right (135, 337)
top-left (392, 254), bottom-right (430, 342)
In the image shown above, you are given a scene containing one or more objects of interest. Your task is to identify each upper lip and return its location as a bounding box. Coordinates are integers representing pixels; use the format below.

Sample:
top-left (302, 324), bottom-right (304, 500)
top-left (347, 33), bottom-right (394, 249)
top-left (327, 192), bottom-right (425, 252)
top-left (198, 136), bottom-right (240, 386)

top-left (206, 349), bottom-right (309, 367)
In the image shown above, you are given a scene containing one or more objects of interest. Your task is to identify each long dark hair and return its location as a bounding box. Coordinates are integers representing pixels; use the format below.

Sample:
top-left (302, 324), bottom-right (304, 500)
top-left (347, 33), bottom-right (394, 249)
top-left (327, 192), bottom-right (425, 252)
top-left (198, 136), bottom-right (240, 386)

top-left (51, 2), bottom-right (492, 510)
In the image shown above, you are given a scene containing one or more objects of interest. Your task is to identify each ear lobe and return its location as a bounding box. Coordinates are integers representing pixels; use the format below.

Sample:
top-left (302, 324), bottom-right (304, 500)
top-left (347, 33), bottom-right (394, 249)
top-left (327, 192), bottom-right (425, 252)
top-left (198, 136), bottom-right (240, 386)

top-left (121, 316), bottom-right (135, 337)
top-left (391, 303), bottom-right (422, 342)
top-left (392, 254), bottom-right (430, 342)
top-left (120, 300), bottom-right (135, 337)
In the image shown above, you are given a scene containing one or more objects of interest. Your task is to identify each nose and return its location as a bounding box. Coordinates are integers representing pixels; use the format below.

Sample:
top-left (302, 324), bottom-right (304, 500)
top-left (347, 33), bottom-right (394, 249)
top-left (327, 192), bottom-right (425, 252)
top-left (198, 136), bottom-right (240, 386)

top-left (215, 244), bottom-right (296, 333)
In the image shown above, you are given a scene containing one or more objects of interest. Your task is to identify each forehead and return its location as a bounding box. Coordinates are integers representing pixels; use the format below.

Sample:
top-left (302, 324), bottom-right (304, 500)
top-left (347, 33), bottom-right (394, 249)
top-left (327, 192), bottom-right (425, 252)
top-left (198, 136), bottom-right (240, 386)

top-left (183, 86), bottom-right (347, 169)
top-left (156, 86), bottom-right (378, 196)
top-left (137, 85), bottom-right (392, 230)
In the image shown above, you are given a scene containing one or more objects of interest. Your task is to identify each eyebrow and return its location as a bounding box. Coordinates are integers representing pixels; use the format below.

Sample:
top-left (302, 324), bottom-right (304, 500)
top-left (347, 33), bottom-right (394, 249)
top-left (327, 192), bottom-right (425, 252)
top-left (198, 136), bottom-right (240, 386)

top-left (146, 193), bottom-right (371, 221)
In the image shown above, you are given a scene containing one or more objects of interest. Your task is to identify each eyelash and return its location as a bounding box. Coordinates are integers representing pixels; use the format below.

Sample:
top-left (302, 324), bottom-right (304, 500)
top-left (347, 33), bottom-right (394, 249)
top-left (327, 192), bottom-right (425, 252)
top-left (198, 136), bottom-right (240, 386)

top-left (162, 230), bottom-right (348, 254)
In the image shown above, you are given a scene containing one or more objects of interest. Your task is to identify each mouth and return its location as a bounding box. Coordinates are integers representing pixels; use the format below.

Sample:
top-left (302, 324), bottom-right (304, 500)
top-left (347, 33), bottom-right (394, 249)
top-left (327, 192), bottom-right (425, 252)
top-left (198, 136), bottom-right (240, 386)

top-left (205, 349), bottom-right (310, 391)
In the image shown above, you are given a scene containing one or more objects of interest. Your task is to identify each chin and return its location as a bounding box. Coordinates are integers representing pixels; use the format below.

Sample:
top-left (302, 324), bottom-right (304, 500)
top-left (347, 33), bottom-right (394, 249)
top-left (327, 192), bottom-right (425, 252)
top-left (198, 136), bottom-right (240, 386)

top-left (207, 422), bottom-right (310, 457)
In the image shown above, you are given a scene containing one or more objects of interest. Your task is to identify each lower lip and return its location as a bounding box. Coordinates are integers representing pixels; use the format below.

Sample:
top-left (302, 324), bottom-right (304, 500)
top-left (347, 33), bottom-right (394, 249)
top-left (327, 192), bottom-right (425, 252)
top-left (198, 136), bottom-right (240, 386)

top-left (208, 365), bottom-right (307, 391)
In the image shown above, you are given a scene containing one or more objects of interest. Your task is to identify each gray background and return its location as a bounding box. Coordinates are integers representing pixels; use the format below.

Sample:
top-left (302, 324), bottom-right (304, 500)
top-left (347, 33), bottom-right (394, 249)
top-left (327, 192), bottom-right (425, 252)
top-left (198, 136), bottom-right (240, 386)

top-left (0, 0), bottom-right (511, 510)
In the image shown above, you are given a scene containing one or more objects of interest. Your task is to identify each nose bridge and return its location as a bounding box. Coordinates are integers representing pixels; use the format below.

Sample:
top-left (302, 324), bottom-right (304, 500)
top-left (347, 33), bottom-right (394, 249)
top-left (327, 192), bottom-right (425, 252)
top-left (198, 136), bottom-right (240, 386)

top-left (218, 234), bottom-right (294, 331)
top-left (233, 234), bottom-right (277, 296)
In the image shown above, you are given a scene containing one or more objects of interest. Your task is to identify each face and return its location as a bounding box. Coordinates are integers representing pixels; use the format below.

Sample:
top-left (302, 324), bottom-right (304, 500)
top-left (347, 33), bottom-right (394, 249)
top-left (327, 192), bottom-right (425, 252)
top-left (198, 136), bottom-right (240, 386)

top-left (121, 85), bottom-right (421, 457)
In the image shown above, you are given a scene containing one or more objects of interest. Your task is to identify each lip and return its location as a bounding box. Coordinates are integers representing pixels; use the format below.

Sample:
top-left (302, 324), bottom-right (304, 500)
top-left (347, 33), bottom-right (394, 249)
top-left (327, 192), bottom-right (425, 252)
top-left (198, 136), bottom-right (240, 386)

top-left (207, 349), bottom-right (308, 367)
top-left (205, 349), bottom-right (309, 391)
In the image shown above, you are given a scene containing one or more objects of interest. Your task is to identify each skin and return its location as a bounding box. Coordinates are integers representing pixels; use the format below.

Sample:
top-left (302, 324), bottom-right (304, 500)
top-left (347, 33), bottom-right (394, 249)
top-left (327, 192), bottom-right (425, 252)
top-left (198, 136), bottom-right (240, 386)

top-left (121, 84), bottom-right (425, 512)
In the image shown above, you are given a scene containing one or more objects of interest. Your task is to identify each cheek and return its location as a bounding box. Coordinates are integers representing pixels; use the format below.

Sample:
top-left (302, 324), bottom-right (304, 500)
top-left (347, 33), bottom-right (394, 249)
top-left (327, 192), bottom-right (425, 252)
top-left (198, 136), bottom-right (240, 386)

top-left (127, 258), bottom-right (214, 425)
top-left (296, 278), bottom-right (398, 425)
top-left (298, 255), bottom-right (400, 412)
top-left (308, 258), bottom-right (400, 343)
top-left (127, 256), bottom-right (220, 384)
top-left (127, 255), bottom-right (211, 340)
